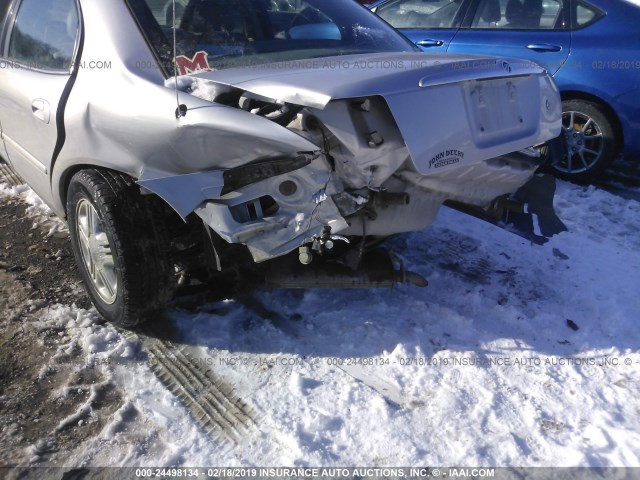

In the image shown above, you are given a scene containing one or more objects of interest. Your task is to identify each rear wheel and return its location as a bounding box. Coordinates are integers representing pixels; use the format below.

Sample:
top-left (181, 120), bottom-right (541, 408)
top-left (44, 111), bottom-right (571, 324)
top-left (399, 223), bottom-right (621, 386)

top-left (547, 99), bottom-right (616, 183)
top-left (67, 169), bottom-right (176, 327)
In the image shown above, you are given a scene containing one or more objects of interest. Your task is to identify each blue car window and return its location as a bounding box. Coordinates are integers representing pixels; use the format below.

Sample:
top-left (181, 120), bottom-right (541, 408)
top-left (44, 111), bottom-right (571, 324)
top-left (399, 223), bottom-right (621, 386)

top-left (377, 0), bottom-right (466, 29)
top-left (7, 0), bottom-right (79, 71)
top-left (472, 0), bottom-right (563, 29)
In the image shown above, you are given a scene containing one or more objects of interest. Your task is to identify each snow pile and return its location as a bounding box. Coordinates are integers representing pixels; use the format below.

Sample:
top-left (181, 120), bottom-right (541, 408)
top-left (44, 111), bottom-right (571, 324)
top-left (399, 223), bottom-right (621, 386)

top-left (164, 179), bottom-right (640, 466)
top-left (0, 181), bottom-right (67, 236)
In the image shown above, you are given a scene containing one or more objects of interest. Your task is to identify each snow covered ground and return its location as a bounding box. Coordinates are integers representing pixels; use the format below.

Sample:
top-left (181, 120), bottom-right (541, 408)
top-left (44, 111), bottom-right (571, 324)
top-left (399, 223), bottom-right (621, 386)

top-left (1, 170), bottom-right (639, 468)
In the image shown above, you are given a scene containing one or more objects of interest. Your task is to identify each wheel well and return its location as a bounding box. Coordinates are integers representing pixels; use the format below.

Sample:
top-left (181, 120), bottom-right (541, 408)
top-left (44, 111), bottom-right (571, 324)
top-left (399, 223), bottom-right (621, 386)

top-left (560, 91), bottom-right (624, 154)
top-left (60, 165), bottom-right (230, 279)
top-left (59, 166), bottom-right (137, 217)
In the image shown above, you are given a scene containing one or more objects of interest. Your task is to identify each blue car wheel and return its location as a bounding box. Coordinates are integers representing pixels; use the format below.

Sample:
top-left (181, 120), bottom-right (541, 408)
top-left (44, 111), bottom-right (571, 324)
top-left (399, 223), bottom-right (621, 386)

top-left (549, 99), bottom-right (616, 183)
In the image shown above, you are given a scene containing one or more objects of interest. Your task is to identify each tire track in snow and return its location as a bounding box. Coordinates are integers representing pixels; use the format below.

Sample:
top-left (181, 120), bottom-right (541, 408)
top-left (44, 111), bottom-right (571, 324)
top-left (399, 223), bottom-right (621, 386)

top-left (133, 330), bottom-right (257, 445)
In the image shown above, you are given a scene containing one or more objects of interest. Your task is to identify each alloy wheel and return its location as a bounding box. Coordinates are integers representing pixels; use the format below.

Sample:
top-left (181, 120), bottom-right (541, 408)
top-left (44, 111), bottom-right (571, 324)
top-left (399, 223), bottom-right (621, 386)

top-left (75, 198), bottom-right (118, 304)
top-left (557, 110), bottom-right (605, 174)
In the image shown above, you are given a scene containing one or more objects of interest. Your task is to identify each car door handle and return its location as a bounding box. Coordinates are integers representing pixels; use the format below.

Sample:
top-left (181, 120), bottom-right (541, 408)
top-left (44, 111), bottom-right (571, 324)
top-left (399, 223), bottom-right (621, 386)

top-left (526, 43), bottom-right (562, 52)
top-left (416, 39), bottom-right (444, 48)
top-left (32, 99), bottom-right (50, 124)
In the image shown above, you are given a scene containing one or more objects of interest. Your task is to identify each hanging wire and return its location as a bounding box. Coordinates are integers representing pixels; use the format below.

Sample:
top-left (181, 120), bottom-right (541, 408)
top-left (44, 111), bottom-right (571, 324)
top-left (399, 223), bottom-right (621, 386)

top-left (173, 0), bottom-right (186, 117)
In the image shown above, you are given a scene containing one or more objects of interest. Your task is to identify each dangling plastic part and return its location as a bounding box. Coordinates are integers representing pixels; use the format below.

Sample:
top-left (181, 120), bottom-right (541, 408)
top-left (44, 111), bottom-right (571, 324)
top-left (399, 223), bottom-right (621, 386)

top-left (172, 0), bottom-right (187, 118)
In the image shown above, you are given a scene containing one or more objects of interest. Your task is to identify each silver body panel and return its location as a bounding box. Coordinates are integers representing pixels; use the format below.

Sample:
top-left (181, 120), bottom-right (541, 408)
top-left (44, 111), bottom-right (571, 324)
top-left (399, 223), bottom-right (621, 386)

top-left (192, 53), bottom-right (559, 175)
top-left (0, 0), bottom-right (561, 263)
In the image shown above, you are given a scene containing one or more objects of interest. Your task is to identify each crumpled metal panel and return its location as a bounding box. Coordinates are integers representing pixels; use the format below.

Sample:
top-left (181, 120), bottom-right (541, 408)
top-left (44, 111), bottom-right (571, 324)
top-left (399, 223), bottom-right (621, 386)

top-left (192, 52), bottom-right (544, 108)
top-left (137, 169), bottom-right (225, 219)
top-left (193, 156), bottom-right (348, 262)
top-left (192, 52), bottom-right (561, 176)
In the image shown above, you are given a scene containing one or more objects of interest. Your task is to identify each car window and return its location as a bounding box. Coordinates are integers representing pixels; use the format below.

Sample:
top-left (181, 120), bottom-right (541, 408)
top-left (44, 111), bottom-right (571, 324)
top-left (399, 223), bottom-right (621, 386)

top-left (7, 0), bottom-right (79, 71)
top-left (575, 3), bottom-right (594, 24)
top-left (573, 0), bottom-right (603, 28)
top-left (127, 0), bottom-right (415, 74)
top-left (377, 0), bottom-right (466, 29)
top-left (472, 0), bottom-right (563, 29)
top-left (148, 0), bottom-right (188, 27)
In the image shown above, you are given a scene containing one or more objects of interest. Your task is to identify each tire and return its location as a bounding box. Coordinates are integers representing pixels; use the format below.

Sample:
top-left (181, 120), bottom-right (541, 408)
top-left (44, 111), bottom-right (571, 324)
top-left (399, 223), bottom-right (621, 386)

top-left (66, 169), bottom-right (175, 327)
top-left (546, 99), bottom-right (616, 183)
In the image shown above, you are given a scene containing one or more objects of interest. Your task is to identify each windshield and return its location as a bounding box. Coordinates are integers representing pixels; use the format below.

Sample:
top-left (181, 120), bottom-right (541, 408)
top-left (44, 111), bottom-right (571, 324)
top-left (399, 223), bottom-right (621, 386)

top-left (127, 0), bottom-right (417, 75)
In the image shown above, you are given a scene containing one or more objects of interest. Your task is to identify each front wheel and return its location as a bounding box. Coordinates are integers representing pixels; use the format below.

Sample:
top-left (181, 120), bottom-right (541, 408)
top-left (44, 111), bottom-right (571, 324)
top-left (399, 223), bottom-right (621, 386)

top-left (546, 99), bottom-right (616, 183)
top-left (67, 169), bottom-right (175, 327)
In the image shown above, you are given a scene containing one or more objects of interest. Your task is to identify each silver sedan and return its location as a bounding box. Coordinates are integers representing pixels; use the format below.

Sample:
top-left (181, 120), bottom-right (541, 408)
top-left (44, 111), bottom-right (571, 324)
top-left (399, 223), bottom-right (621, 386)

top-left (0, 0), bottom-right (560, 326)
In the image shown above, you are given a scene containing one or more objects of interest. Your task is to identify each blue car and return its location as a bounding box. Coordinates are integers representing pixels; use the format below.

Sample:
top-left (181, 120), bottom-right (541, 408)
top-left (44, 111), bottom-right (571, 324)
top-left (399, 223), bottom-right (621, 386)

top-left (369, 0), bottom-right (640, 182)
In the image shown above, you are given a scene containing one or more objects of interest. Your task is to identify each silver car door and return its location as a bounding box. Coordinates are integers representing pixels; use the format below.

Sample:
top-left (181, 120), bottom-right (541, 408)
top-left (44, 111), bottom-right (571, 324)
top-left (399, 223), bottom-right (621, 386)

top-left (0, 0), bottom-right (80, 203)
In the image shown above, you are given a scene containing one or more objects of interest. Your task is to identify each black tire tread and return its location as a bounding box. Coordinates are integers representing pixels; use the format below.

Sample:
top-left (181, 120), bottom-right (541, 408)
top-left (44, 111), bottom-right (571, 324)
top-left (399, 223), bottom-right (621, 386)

top-left (67, 169), bottom-right (176, 327)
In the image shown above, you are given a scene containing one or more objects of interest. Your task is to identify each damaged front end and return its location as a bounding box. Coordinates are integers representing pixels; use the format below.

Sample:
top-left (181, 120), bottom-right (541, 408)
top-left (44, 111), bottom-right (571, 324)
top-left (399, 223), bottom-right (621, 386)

top-left (138, 53), bottom-right (561, 288)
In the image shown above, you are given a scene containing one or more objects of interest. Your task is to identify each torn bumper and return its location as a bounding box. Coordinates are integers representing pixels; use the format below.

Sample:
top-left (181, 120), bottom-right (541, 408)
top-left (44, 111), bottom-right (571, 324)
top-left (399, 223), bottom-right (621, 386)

top-left (140, 154), bottom-right (348, 262)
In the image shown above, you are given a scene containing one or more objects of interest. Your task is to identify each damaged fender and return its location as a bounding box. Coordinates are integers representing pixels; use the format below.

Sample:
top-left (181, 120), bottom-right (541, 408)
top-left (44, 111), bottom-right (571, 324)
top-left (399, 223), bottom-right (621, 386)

top-left (139, 154), bottom-right (349, 262)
